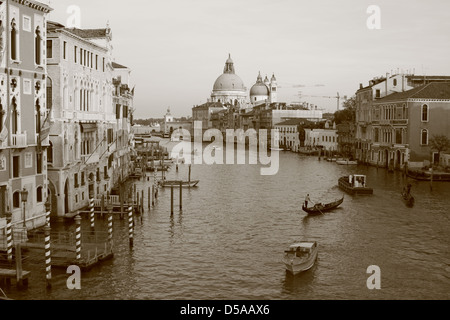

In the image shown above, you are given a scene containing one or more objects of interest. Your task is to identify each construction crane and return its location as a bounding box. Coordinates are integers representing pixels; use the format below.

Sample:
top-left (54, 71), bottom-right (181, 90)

top-left (299, 92), bottom-right (347, 111)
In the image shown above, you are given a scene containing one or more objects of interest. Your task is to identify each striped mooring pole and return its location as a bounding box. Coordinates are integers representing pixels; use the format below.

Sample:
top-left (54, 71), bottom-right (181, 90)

top-left (107, 204), bottom-right (113, 251)
top-left (44, 201), bottom-right (52, 288)
top-left (5, 210), bottom-right (13, 262)
top-left (44, 225), bottom-right (52, 288)
top-left (89, 197), bottom-right (95, 230)
top-left (128, 202), bottom-right (134, 248)
top-left (74, 214), bottom-right (82, 261)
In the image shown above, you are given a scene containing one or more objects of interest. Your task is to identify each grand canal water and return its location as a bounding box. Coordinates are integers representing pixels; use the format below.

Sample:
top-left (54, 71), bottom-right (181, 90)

top-left (4, 148), bottom-right (450, 300)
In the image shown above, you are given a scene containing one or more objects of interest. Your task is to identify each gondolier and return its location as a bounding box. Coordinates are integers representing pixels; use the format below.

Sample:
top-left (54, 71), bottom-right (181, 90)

top-left (304, 194), bottom-right (310, 208)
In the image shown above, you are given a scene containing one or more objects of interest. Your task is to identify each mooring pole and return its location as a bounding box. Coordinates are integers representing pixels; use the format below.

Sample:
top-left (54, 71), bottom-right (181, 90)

top-left (171, 185), bottom-right (174, 216)
top-left (75, 214), bottom-right (82, 261)
top-left (179, 181), bottom-right (182, 211)
top-left (107, 200), bottom-right (113, 252)
top-left (5, 210), bottom-right (13, 262)
top-left (44, 225), bottom-right (52, 288)
top-left (89, 196), bottom-right (95, 231)
top-left (128, 199), bottom-right (134, 248)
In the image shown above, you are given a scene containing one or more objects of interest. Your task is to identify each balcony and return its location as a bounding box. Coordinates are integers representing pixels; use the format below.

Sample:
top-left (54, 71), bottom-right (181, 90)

top-left (392, 119), bottom-right (408, 126)
top-left (11, 133), bottom-right (27, 148)
top-left (81, 153), bottom-right (100, 165)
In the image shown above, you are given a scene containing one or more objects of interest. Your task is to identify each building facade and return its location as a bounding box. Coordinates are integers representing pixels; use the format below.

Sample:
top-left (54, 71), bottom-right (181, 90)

top-left (46, 21), bottom-right (123, 217)
top-left (0, 0), bottom-right (52, 231)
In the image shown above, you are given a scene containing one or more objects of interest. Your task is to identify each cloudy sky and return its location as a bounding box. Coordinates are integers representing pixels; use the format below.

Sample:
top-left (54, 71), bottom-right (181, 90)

top-left (46, 0), bottom-right (450, 118)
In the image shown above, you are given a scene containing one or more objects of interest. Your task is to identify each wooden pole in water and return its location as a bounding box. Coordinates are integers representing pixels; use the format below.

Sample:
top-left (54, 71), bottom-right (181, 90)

top-left (101, 194), bottom-right (105, 219)
top-left (75, 214), bottom-right (82, 261)
top-left (188, 164), bottom-right (191, 185)
top-left (179, 181), bottom-right (182, 211)
top-left (44, 225), bottom-right (51, 288)
top-left (128, 199), bottom-right (134, 248)
top-left (141, 190), bottom-right (144, 214)
top-left (107, 202), bottom-right (113, 252)
top-left (137, 191), bottom-right (140, 214)
top-left (171, 185), bottom-right (174, 215)
top-left (15, 243), bottom-right (23, 287)
top-left (89, 196), bottom-right (95, 231)
top-left (5, 210), bottom-right (13, 262)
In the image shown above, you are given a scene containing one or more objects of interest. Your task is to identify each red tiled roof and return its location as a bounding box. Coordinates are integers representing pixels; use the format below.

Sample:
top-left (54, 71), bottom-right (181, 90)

top-left (64, 28), bottom-right (109, 39)
top-left (112, 62), bottom-right (128, 69)
top-left (374, 82), bottom-right (450, 102)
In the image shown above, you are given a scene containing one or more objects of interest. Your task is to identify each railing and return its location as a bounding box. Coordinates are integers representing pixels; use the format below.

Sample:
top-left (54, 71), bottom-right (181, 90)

top-left (11, 133), bottom-right (27, 148)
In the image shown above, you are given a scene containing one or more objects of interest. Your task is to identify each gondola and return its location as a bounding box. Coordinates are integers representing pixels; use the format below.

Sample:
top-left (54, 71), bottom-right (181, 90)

top-left (302, 196), bottom-right (344, 215)
top-left (401, 192), bottom-right (415, 207)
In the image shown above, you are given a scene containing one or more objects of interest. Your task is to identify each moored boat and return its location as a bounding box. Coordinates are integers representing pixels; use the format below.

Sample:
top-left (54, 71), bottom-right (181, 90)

top-left (283, 241), bottom-right (318, 275)
top-left (336, 159), bottom-right (358, 165)
top-left (338, 174), bottom-right (373, 195)
top-left (159, 180), bottom-right (199, 188)
top-left (302, 196), bottom-right (344, 215)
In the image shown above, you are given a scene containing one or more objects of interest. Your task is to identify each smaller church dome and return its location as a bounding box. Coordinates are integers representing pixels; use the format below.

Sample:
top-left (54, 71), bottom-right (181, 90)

top-left (250, 83), bottom-right (269, 96)
top-left (250, 72), bottom-right (269, 97)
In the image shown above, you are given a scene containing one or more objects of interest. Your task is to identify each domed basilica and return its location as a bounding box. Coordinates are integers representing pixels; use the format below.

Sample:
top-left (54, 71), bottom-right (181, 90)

top-left (210, 54), bottom-right (277, 108)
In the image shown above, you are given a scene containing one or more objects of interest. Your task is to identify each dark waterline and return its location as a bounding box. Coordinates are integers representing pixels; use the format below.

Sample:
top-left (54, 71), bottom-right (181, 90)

top-left (4, 151), bottom-right (450, 300)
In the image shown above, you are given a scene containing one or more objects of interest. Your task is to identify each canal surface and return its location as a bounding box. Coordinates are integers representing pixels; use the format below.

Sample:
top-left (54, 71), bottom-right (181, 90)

top-left (4, 149), bottom-right (450, 300)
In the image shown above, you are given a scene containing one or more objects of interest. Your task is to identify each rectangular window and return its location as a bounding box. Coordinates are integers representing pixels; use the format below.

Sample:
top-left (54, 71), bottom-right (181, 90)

top-left (96, 55), bottom-right (98, 70)
top-left (13, 156), bottom-right (20, 178)
top-left (103, 58), bottom-right (105, 72)
top-left (25, 152), bottom-right (32, 168)
top-left (104, 166), bottom-right (108, 179)
top-left (46, 40), bottom-right (53, 58)
top-left (23, 79), bottom-right (32, 94)
top-left (116, 104), bottom-right (121, 119)
top-left (375, 89), bottom-right (381, 98)
top-left (81, 172), bottom-right (85, 186)
top-left (80, 48), bottom-right (83, 65)
top-left (74, 173), bottom-right (79, 188)
top-left (74, 45), bottom-right (77, 63)
top-left (23, 16), bottom-right (31, 32)
top-left (63, 41), bottom-right (67, 59)
top-left (91, 53), bottom-right (93, 68)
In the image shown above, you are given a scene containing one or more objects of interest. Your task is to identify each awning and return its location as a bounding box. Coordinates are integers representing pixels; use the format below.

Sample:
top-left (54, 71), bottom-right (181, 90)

top-left (80, 123), bottom-right (97, 133)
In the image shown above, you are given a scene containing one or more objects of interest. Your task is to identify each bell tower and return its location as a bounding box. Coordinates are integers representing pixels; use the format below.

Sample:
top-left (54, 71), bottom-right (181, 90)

top-left (270, 73), bottom-right (277, 103)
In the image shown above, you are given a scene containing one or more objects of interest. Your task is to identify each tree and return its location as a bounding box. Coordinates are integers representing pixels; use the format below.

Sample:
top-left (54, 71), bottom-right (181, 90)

top-left (333, 96), bottom-right (356, 125)
top-left (429, 134), bottom-right (450, 165)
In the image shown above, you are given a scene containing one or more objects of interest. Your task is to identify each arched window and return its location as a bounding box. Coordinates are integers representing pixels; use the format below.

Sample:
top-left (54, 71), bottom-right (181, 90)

top-left (47, 141), bottom-right (53, 163)
top-left (11, 97), bottom-right (18, 134)
top-left (37, 186), bottom-right (43, 203)
top-left (11, 19), bottom-right (18, 61)
top-left (421, 104), bottom-right (429, 122)
top-left (35, 99), bottom-right (41, 134)
top-left (35, 26), bottom-right (42, 65)
top-left (421, 129), bottom-right (428, 145)
top-left (13, 191), bottom-right (20, 208)
top-left (0, 98), bottom-right (3, 133)
top-left (46, 77), bottom-right (53, 112)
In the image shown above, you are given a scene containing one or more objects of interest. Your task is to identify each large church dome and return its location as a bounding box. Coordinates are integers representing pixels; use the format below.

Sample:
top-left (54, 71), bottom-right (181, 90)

top-left (210, 54), bottom-right (247, 105)
top-left (213, 73), bottom-right (246, 91)
top-left (212, 54), bottom-right (246, 92)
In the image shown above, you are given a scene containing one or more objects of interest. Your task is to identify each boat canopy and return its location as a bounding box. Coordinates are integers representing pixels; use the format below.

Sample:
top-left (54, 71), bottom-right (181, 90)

top-left (290, 242), bottom-right (315, 249)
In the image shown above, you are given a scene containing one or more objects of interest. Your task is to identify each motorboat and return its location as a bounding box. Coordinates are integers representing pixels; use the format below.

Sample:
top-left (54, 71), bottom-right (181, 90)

top-left (283, 241), bottom-right (318, 275)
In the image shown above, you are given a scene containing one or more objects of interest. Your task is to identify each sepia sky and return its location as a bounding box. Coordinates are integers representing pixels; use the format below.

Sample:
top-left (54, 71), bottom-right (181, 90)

top-left (45, 0), bottom-right (450, 118)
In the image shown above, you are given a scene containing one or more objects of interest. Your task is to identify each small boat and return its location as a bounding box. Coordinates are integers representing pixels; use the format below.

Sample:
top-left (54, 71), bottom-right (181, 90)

top-left (326, 158), bottom-right (337, 162)
top-left (283, 241), bottom-right (318, 275)
top-left (159, 180), bottom-right (199, 188)
top-left (401, 184), bottom-right (414, 207)
top-left (336, 159), bottom-right (358, 165)
top-left (302, 196), bottom-right (344, 215)
top-left (338, 174), bottom-right (373, 195)
top-left (270, 147), bottom-right (284, 151)
top-left (401, 191), bottom-right (415, 207)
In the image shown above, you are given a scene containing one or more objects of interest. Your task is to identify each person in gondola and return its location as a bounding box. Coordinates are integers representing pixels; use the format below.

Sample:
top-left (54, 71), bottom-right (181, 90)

top-left (406, 183), bottom-right (412, 195)
top-left (304, 194), bottom-right (311, 208)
